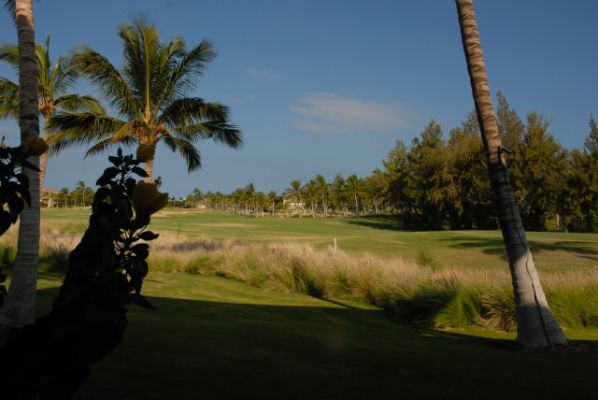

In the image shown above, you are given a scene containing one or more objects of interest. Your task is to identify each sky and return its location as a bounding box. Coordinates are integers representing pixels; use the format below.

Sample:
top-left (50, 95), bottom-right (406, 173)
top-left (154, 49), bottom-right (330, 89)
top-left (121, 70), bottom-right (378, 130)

top-left (0, 0), bottom-right (597, 197)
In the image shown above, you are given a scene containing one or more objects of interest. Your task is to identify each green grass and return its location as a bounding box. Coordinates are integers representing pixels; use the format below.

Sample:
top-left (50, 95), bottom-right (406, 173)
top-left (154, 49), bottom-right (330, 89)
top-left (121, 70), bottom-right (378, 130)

top-left (32, 273), bottom-right (598, 399)
top-left (41, 208), bottom-right (598, 273)
top-left (26, 210), bottom-right (598, 397)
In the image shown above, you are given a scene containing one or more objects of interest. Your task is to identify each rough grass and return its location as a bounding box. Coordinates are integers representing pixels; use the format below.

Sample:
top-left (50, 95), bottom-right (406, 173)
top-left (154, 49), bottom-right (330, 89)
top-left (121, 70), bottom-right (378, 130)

top-left (147, 234), bottom-right (598, 331)
top-left (11, 221), bottom-right (595, 332)
top-left (2, 209), bottom-right (598, 332)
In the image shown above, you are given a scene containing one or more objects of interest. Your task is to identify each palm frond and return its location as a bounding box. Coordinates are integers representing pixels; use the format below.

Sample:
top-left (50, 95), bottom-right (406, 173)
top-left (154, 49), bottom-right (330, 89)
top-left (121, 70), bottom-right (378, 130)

top-left (46, 111), bottom-right (126, 153)
top-left (156, 40), bottom-right (215, 108)
top-left (85, 136), bottom-right (137, 157)
top-left (3, 0), bottom-right (15, 22)
top-left (162, 135), bottom-right (201, 171)
top-left (0, 77), bottom-right (18, 119)
top-left (74, 46), bottom-right (143, 118)
top-left (161, 99), bottom-right (242, 148)
top-left (50, 55), bottom-right (79, 95)
top-left (54, 94), bottom-right (105, 113)
top-left (158, 97), bottom-right (207, 126)
top-left (174, 121), bottom-right (242, 148)
top-left (0, 43), bottom-right (19, 70)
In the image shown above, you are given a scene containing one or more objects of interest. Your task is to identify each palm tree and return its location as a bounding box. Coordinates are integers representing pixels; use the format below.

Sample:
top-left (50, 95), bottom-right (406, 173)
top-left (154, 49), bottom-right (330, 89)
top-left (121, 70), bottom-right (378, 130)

top-left (0, 37), bottom-right (102, 196)
top-left (0, 0), bottom-right (40, 334)
top-left (455, 0), bottom-right (566, 348)
top-left (267, 191), bottom-right (277, 216)
top-left (75, 180), bottom-right (86, 207)
top-left (47, 18), bottom-right (242, 182)
top-left (346, 174), bottom-right (361, 216)
top-left (286, 179), bottom-right (303, 218)
top-left (302, 180), bottom-right (318, 219)
top-left (314, 174), bottom-right (329, 217)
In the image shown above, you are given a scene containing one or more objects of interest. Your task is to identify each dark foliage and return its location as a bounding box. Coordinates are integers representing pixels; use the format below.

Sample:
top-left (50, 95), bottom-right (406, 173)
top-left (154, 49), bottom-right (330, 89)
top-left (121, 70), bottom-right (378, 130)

top-left (0, 143), bottom-right (37, 307)
top-left (0, 149), bottom-right (162, 399)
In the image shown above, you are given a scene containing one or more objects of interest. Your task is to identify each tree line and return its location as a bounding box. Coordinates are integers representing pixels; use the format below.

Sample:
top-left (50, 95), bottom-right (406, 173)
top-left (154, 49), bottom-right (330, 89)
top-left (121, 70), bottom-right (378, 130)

top-left (186, 93), bottom-right (598, 232)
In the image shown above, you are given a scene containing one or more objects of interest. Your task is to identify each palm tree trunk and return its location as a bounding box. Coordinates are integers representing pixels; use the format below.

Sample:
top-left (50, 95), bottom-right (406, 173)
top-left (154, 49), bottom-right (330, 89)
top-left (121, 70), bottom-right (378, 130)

top-left (38, 122), bottom-right (50, 205)
top-left (0, 0), bottom-right (40, 335)
top-left (144, 157), bottom-right (154, 183)
top-left (455, 0), bottom-right (566, 348)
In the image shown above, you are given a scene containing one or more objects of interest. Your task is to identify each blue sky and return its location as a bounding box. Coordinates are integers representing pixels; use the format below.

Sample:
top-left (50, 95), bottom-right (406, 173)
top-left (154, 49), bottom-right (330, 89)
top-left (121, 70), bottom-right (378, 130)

top-left (1, 0), bottom-right (597, 197)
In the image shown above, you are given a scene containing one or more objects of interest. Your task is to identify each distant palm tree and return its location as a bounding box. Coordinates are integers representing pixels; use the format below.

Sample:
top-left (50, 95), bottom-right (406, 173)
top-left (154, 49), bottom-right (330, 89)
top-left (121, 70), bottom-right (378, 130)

top-left (303, 180), bottom-right (318, 219)
top-left (0, 0), bottom-right (41, 333)
top-left (314, 174), bottom-right (329, 217)
top-left (455, 0), bottom-right (566, 348)
top-left (285, 179), bottom-right (303, 218)
top-left (267, 191), bottom-right (277, 216)
top-left (0, 37), bottom-right (102, 194)
top-left (346, 175), bottom-right (361, 215)
top-left (48, 17), bottom-right (242, 181)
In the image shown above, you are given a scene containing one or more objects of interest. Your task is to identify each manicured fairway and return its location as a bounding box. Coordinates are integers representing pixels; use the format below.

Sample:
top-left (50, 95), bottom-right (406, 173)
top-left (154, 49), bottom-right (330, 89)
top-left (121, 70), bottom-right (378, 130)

top-left (41, 208), bottom-right (598, 272)
top-left (33, 273), bottom-right (598, 400)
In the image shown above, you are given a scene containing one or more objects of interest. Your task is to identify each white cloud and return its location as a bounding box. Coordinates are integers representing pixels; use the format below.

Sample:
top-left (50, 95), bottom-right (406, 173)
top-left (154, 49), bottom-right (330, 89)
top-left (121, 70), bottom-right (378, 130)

top-left (293, 92), bottom-right (412, 134)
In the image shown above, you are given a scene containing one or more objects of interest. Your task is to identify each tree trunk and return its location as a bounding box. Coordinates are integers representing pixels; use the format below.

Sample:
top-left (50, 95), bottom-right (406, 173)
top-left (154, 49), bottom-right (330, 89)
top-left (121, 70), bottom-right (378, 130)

top-left (0, 0), bottom-right (40, 334)
top-left (455, 0), bottom-right (566, 348)
top-left (38, 120), bottom-right (50, 204)
top-left (143, 156), bottom-right (154, 183)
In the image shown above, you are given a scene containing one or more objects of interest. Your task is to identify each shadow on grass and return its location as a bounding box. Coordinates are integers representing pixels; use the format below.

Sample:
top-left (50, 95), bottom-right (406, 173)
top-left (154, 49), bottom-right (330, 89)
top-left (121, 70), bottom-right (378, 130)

top-left (346, 216), bottom-right (405, 232)
top-left (439, 236), bottom-right (598, 262)
top-left (26, 286), bottom-right (598, 400)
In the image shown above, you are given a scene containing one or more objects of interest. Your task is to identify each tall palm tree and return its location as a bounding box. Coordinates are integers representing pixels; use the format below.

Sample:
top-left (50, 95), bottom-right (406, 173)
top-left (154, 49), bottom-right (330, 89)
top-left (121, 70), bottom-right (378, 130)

top-left (455, 0), bottom-right (566, 348)
top-left (0, 0), bottom-right (40, 334)
top-left (48, 18), bottom-right (242, 182)
top-left (0, 37), bottom-right (102, 195)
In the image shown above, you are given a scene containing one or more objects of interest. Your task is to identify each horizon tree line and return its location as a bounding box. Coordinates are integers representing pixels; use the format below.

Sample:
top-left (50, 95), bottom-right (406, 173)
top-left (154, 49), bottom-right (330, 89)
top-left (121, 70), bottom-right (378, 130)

top-left (183, 95), bottom-right (598, 233)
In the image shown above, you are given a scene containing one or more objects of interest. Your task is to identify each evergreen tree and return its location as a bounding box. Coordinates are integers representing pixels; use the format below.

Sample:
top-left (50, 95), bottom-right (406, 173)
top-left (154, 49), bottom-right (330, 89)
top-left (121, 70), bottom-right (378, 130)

top-left (405, 120), bottom-right (451, 229)
top-left (518, 113), bottom-right (566, 230)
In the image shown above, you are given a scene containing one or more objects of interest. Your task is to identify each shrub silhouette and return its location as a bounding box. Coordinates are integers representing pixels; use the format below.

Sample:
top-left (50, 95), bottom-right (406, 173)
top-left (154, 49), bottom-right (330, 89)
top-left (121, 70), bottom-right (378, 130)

top-left (0, 148), bottom-right (166, 399)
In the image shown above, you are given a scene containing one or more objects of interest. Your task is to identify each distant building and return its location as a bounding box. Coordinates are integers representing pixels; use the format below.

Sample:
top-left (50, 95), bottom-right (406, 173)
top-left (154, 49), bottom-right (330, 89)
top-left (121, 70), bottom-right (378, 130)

top-left (282, 195), bottom-right (304, 210)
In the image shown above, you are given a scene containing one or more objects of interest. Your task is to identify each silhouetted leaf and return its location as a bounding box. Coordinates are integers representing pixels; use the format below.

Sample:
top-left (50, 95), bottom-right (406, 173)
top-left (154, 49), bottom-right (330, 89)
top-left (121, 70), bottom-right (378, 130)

top-left (132, 166), bottom-right (148, 178)
top-left (0, 211), bottom-right (12, 235)
top-left (139, 231), bottom-right (159, 241)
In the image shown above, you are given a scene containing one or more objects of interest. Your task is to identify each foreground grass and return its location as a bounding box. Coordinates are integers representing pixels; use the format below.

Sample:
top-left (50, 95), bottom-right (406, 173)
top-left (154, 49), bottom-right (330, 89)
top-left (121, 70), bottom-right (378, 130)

top-left (39, 208), bottom-right (598, 272)
top-left (34, 273), bottom-right (598, 399)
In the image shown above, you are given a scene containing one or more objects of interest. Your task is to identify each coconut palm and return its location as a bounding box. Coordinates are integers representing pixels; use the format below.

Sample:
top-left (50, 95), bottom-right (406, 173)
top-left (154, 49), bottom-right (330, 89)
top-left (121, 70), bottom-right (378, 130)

top-left (455, 0), bottom-right (566, 348)
top-left (346, 174), bottom-right (361, 216)
top-left (0, 0), bottom-right (40, 334)
top-left (267, 191), bottom-right (277, 216)
top-left (302, 180), bottom-right (318, 219)
top-left (314, 174), bottom-right (329, 217)
top-left (0, 37), bottom-right (103, 195)
top-left (47, 18), bottom-right (242, 182)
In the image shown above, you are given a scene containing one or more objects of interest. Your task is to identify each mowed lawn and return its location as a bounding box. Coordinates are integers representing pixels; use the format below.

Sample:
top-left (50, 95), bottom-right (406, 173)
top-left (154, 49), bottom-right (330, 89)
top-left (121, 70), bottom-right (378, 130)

top-left (34, 273), bottom-right (598, 400)
top-left (41, 208), bottom-right (598, 272)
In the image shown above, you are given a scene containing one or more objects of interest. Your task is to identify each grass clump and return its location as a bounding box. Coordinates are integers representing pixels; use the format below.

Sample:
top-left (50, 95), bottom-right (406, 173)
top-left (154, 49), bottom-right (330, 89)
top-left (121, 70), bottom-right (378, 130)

top-left (141, 233), bottom-right (598, 332)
